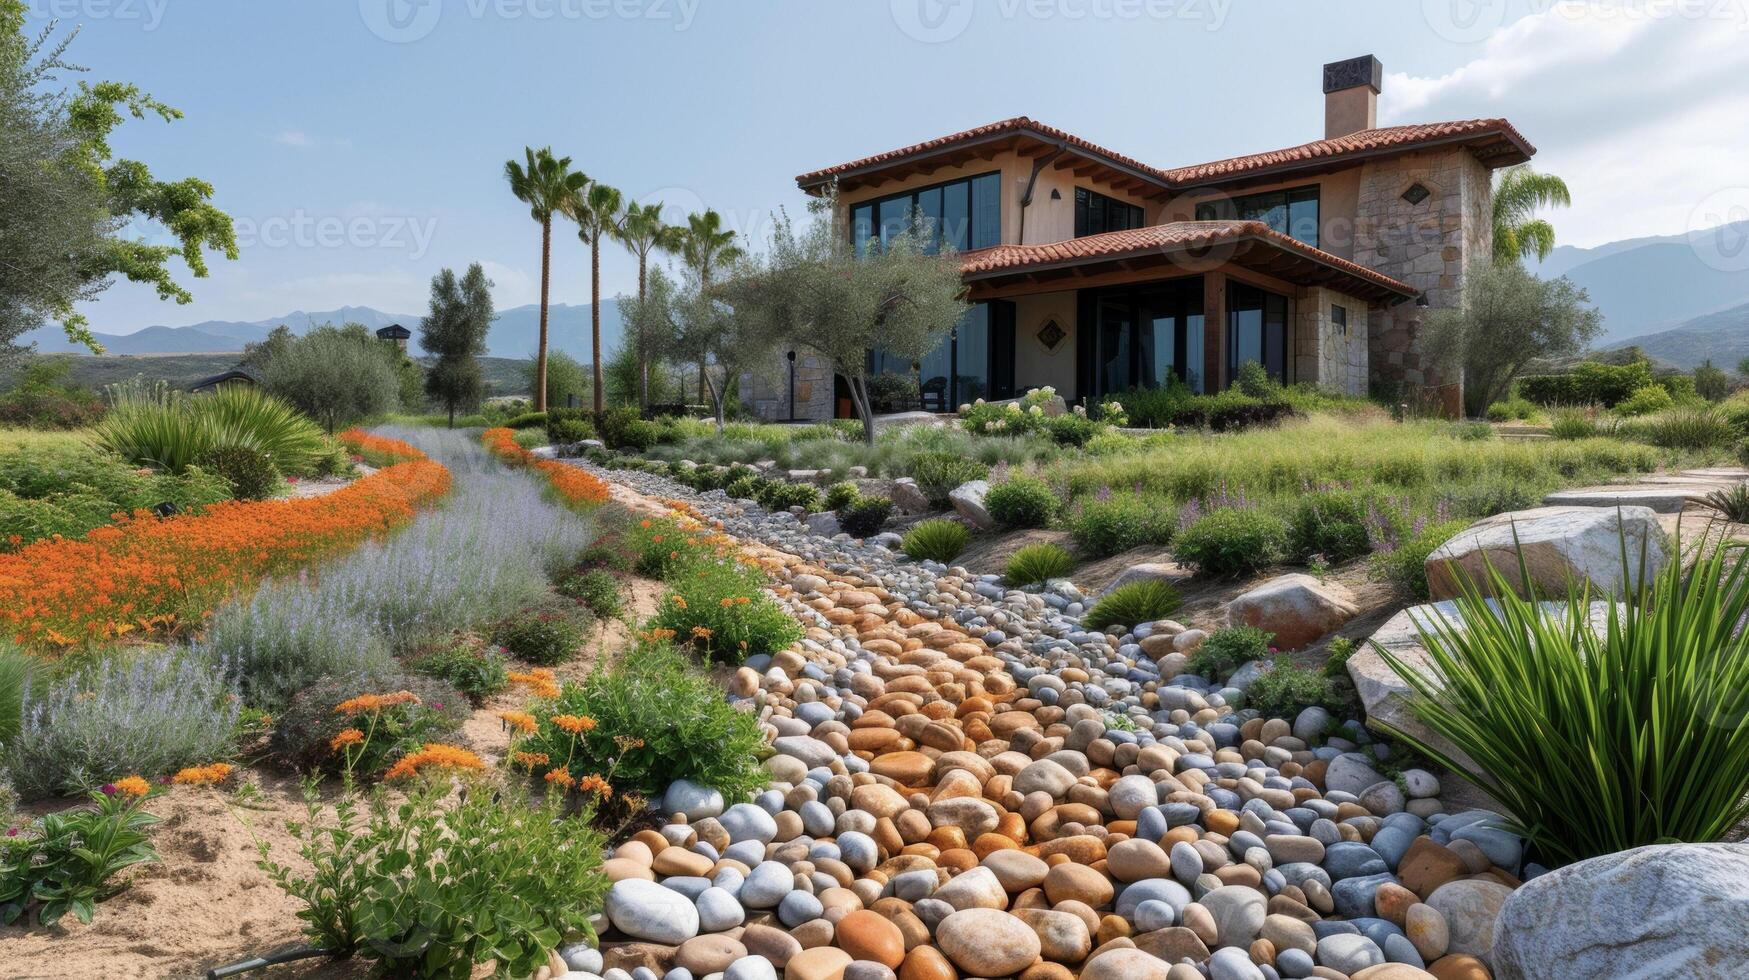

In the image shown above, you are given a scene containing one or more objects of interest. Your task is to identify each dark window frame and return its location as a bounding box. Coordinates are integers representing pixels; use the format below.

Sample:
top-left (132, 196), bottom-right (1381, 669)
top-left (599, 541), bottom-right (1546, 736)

top-left (1226, 280), bottom-right (1291, 384)
top-left (849, 171), bottom-right (1002, 257)
top-left (1075, 186), bottom-right (1145, 238)
top-left (1195, 184), bottom-right (1321, 248)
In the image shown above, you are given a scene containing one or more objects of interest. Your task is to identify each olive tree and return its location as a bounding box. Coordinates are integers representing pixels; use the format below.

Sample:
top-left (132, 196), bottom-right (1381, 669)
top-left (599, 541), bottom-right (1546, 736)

top-left (1423, 262), bottom-right (1602, 418)
top-left (724, 204), bottom-right (967, 444)
top-left (420, 263), bottom-right (494, 426)
top-left (262, 324), bottom-right (400, 433)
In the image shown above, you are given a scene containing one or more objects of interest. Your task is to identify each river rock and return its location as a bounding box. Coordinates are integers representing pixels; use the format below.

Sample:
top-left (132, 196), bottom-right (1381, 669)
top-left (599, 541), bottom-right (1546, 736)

top-left (604, 879), bottom-right (701, 944)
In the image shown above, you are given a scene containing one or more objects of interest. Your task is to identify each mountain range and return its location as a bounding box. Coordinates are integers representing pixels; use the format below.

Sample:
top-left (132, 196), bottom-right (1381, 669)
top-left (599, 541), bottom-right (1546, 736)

top-left (1529, 220), bottom-right (1749, 344)
top-left (19, 301), bottom-right (626, 364)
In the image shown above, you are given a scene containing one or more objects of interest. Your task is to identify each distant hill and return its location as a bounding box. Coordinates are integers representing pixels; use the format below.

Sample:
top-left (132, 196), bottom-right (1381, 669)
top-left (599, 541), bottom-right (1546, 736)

top-left (19, 300), bottom-right (626, 363)
top-left (1608, 301), bottom-right (1749, 371)
top-left (41, 352), bottom-right (536, 398)
top-left (1530, 221), bottom-right (1749, 343)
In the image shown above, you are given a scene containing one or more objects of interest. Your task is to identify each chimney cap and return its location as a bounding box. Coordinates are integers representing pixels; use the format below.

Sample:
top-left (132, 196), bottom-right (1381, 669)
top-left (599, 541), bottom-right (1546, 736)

top-left (1323, 55), bottom-right (1383, 95)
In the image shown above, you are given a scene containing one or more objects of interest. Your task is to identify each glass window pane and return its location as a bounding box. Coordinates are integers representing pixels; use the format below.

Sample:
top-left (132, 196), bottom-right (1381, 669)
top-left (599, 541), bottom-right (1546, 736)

top-left (1184, 314), bottom-right (1205, 393)
top-left (955, 305), bottom-right (990, 405)
top-left (943, 181), bottom-right (970, 251)
top-left (1265, 293), bottom-right (1288, 382)
top-left (917, 187), bottom-right (943, 253)
top-left (971, 174), bottom-right (1001, 249)
top-left (918, 331), bottom-right (953, 412)
top-left (1075, 188), bottom-right (1090, 237)
top-left (1288, 191), bottom-right (1319, 248)
top-left (878, 196), bottom-right (910, 248)
top-left (852, 204), bottom-right (874, 258)
top-left (1099, 300), bottom-right (1132, 395)
top-left (1146, 312), bottom-right (1176, 388)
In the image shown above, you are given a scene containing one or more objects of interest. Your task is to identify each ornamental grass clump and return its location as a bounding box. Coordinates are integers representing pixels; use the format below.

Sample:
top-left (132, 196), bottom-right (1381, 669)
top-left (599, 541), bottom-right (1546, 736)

top-left (1082, 580), bottom-right (1180, 633)
top-left (902, 519), bottom-right (970, 564)
top-left (1379, 534), bottom-right (1749, 865)
top-left (6, 651), bottom-right (241, 799)
top-left (1704, 483), bottom-right (1749, 523)
top-left (1173, 506), bottom-right (1286, 577)
top-left (838, 496), bottom-right (894, 538)
top-left (1004, 543), bottom-right (1075, 587)
top-left (1068, 491), bottom-right (1174, 558)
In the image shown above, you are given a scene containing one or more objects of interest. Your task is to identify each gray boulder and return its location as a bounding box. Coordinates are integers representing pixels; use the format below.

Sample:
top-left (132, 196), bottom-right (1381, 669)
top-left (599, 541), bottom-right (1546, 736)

top-left (1492, 843), bottom-right (1749, 979)
top-left (1425, 505), bottom-right (1667, 601)
top-left (890, 478), bottom-right (930, 514)
top-left (949, 480), bottom-right (994, 530)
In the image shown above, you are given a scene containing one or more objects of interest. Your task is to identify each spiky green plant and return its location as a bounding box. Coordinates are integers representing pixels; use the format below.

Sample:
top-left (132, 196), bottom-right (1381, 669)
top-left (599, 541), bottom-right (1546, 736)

top-left (1083, 579), bottom-right (1181, 633)
top-left (901, 519), bottom-right (970, 564)
top-left (1379, 533), bottom-right (1749, 866)
top-left (1705, 483), bottom-right (1749, 523)
top-left (1004, 543), bottom-right (1075, 586)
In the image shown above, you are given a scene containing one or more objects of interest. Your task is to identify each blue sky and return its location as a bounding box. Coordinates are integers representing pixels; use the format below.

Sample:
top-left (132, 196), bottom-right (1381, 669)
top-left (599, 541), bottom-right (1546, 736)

top-left (28, 0), bottom-right (1749, 331)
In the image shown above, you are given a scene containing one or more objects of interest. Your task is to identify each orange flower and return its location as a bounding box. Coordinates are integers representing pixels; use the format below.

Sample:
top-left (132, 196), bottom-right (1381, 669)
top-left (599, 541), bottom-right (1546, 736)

top-left (691, 626), bottom-right (713, 639)
top-left (614, 735), bottom-right (645, 752)
top-left (639, 520), bottom-right (653, 529)
top-left (719, 598), bottom-right (735, 608)
top-left (498, 711), bottom-right (538, 734)
top-left (577, 773), bottom-right (613, 798)
top-left (384, 743), bottom-right (486, 781)
top-left (335, 690), bottom-right (421, 716)
top-left (113, 775), bottom-right (151, 798)
top-left (508, 669), bottom-right (561, 699)
top-left (550, 714), bottom-right (597, 735)
top-left (329, 728), bottom-right (366, 752)
top-left (172, 763), bottom-right (234, 786)
top-left (671, 595), bottom-right (687, 609)
top-left (736, 596), bottom-right (750, 605)
top-left (512, 751), bottom-right (550, 769)
top-left (544, 768), bottom-right (575, 789)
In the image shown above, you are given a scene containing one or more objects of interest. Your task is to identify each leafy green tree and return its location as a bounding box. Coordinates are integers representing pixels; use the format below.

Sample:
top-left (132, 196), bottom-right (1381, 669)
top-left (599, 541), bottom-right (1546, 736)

top-left (618, 201), bottom-right (684, 410)
top-left (561, 180), bottom-right (624, 413)
top-left (261, 324), bottom-right (399, 434)
top-left (722, 203), bottom-right (967, 444)
top-left (239, 325), bottom-right (294, 373)
top-left (678, 210), bottom-right (745, 404)
top-left (1694, 359), bottom-right (1733, 402)
top-left (504, 147), bottom-right (587, 413)
top-left (1423, 262), bottom-right (1603, 417)
top-left (0, 2), bottom-right (237, 357)
top-left (632, 267), bottom-right (768, 431)
top-left (419, 264), bottom-right (494, 426)
top-left (523, 350), bottom-right (589, 411)
top-left (1493, 165), bottom-right (1571, 266)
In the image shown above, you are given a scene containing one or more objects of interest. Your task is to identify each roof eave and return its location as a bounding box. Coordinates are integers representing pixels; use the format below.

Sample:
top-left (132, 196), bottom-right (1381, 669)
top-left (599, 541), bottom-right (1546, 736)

top-left (796, 125), bottom-right (1172, 196)
top-left (1170, 127), bottom-right (1536, 191)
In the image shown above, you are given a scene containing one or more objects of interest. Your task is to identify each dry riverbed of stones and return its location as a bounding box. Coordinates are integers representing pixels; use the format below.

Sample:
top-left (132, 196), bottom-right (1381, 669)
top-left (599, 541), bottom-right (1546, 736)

top-left (554, 461), bottom-right (1530, 980)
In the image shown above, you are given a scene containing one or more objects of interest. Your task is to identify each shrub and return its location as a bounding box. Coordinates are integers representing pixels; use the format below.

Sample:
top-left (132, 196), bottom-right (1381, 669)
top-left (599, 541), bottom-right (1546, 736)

top-left (1370, 518), bottom-right (1467, 600)
top-left (1484, 396), bottom-right (1537, 422)
top-left (1234, 361), bottom-right (1281, 399)
top-left (1083, 579), bottom-right (1180, 632)
top-left (986, 475), bottom-right (1059, 529)
top-left (1379, 536), bottom-right (1749, 865)
top-left (0, 360), bottom-right (104, 429)
top-left (1442, 476), bottom-right (1542, 520)
top-left (1173, 507), bottom-right (1285, 577)
top-left (908, 451), bottom-right (989, 507)
top-left (198, 593), bottom-right (395, 712)
top-left (1643, 406), bottom-right (1738, 451)
top-left (409, 643), bottom-right (510, 704)
top-left (1612, 384), bottom-right (1674, 417)
top-left (1286, 490), bottom-right (1372, 564)
top-left (270, 670), bottom-right (468, 778)
top-left (824, 481), bottom-right (861, 512)
top-left (902, 519), bottom-right (970, 564)
top-left (556, 568), bottom-right (624, 620)
top-left (263, 777), bottom-right (605, 978)
top-left (626, 516), bottom-right (713, 579)
top-left (508, 642), bottom-right (766, 800)
top-left (1322, 635), bottom-right (1358, 679)
top-left (725, 474), bottom-right (763, 500)
top-left (259, 326), bottom-right (403, 434)
top-left (594, 407), bottom-right (657, 451)
top-left (839, 496), bottom-right (894, 539)
top-left (196, 444), bottom-right (281, 500)
top-left (1068, 492), bottom-right (1174, 558)
top-left (1041, 413), bottom-right (1102, 447)
top-left (1005, 543), bottom-right (1075, 586)
top-left (2, 787), bottom-right (160, 927)
top-left (647, 558), bottom-right (803, 664)
top-left (1186, 625), bottom-right (1274, 679)
top-left (0, 444), bottom-right (231, 552)
top-left (1548, 409), bottom-right (1598, 440)
top-left (1520, 360), bottom-right (1652, 408)
top-left (1245, 657), bottom-right (1335, 718)
top-left (756, 480), bottom-right (821, 513)
top-left (1705, 484), bottom-right (1749, 523)
top-left (505, 411), bottom-right (548, 429)
top-left (6, 652), bottom-right (241, 799)
top-left (492, 607), bottom-right (587, 666)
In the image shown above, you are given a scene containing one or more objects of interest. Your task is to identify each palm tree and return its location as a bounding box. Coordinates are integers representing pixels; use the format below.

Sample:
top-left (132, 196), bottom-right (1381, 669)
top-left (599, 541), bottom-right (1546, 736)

top-left (678, 209), bottom-right (745, 402)
top-left (504, 147), bottom-right (587, 412)
top-left (562, 180), bottom-right (625, 413)
top-left (1493, 165), bottom-right (1572, 267)
top-left (618, 201), bottom-right (684, 410)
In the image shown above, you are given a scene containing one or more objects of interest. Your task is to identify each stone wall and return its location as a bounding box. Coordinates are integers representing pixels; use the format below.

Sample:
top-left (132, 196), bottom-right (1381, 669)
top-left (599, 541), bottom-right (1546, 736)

top-left (1292, 285), bottom-right (1369, 396)
top-left (740, 349), bottom-right (834, 422)
top-left (1353, 147), bottom-right (1493, 408)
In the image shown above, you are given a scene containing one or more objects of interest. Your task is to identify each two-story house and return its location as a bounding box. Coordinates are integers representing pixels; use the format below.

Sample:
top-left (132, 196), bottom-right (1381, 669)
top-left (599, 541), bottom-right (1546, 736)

top-left (741, 56), bottom-right (1533, 421)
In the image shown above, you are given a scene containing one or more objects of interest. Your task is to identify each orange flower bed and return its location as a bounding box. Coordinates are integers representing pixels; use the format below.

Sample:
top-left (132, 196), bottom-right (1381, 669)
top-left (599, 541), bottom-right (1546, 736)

top-left (338, 429), bottom-right (428, 467)
top-left (481, 427), bottom-right (610, 509)
top-left (0, 458), bottom-right (452, 652)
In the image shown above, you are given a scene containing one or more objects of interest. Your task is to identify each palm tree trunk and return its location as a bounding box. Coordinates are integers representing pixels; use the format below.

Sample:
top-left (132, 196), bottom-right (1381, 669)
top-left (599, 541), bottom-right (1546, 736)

top-left (590, 233), bottom-right (604, 413)
top-left (536, 216), bottom-right (552, 413)
top-left (637, 251), bottom-right (649, 414)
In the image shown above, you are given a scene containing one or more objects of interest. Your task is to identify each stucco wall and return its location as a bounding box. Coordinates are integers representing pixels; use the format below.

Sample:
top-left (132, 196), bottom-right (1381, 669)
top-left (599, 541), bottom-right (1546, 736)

top-left (1011, 291), bottom-right (1080, 400)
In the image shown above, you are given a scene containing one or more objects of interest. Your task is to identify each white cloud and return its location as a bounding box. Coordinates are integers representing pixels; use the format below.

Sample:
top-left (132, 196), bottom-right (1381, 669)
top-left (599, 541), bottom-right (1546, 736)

top-left (272, 129), bottom-right (314, 148)
top-left (1382, 0), bottom-right (1749, 246)
top-left (477, 260), bottom-right (537, 308)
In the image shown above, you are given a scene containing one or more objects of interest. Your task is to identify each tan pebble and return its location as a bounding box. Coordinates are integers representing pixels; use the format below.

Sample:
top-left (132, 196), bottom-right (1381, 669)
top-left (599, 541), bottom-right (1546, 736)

top-left (1407, 902), bottom-right (1450, 961)
top-left (785, 945), bottom-right (852, 980)
top-left (1181, 902), bottom-right (1218, 946)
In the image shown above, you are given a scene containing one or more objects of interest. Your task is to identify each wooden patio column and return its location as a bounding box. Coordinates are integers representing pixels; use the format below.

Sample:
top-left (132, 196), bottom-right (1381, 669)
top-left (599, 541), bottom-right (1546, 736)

top-left (1202, 273), bottom-right (1225, 393)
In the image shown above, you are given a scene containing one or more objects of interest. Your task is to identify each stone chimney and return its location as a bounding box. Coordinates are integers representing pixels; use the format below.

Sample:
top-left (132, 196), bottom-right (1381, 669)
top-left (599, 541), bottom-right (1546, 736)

top-left (1323, 55), bottom-right (1381, 139)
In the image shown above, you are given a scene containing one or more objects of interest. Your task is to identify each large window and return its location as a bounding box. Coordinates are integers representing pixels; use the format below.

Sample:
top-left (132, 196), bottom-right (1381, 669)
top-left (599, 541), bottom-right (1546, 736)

top-left (1075, 187), bottom-right (1145, 238)
top-left (865, 301), bottom-right (1015, 413)
top-left (850, 172), bottom-right (1002, 257)
top-left (1196, 185), bottom-right (1320, 248)
top-left (1077, 278), bottom-right (1206, 397)
top-left (1227, 282), bottom-right (1289, 384)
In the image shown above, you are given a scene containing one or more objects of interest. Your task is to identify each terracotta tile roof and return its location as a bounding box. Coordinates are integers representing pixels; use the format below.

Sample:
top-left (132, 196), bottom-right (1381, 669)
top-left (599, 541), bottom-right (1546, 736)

top-left (1161, 119), bottom-right (1534, 185)
top-left (796, 117), bottom-right (1533, 192)
top-left (795, 116), bottom-right (1170, 189)
top-left (959, 220), bottom-right (1419, 299)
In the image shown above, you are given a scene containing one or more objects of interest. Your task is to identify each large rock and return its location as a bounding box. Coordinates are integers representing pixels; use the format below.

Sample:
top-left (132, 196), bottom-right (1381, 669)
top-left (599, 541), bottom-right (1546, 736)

top-left (889, 478), bottom-right (930, 514)
top-left (949, 480), bottom-right (994, 530)
top-left (1348, 601), bottom-right (1616, 766)
top-left (1425, 879), bottom-right (1513, 959)
top-left (1103, 562), bottom-right (1195, 595)
top-left (1543, 484), bottom-right (1721, 513)
top-left (1424, 505), bottom-right (1667, 601)
top-left (936, 907), bottom-right (1041, 975)
top-left (1491, 843), bottom-right (1749, 979)
top-left (1225, 573), bottom-right (1360, 650)
top-left (604, 878), bottom-right (701, 944)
